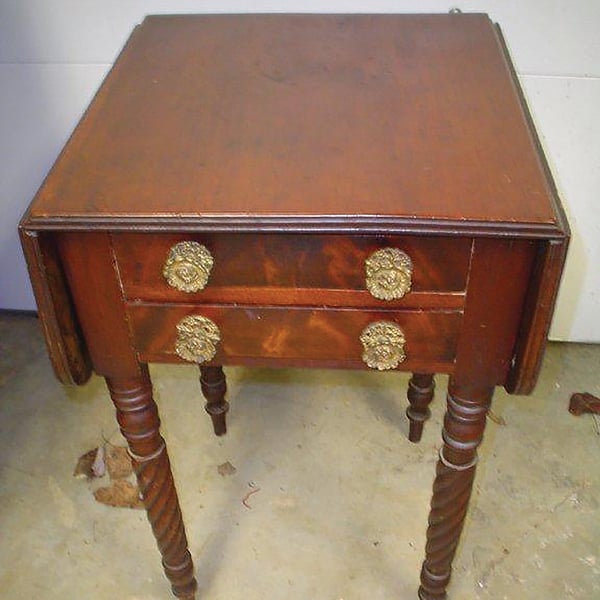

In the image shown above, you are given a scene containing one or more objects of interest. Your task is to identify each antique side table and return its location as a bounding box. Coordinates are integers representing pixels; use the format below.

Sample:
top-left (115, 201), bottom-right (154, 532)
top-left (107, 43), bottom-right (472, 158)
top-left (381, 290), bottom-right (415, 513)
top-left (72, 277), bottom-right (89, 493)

top-left (20, 14), bottom-right (568, 600)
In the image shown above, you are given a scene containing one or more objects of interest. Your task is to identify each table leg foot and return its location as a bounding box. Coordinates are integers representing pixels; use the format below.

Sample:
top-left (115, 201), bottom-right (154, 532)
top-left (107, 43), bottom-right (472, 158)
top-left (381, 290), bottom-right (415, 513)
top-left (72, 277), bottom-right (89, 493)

top-left (200, 365), bottom-right (229, 436)
top-left (419, 381), bottom-right (492, 599)
top-left (406, 373), bottom-right (435, 443)
top-left (107, 367), bottom-right (198, 599)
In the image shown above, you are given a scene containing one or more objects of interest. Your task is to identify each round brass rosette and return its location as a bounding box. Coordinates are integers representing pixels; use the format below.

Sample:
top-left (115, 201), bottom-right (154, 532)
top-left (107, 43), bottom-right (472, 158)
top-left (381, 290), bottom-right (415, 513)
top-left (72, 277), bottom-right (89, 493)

top-left (365, 248), bottom-right (413, 300)
top-left (175, 315), bottom-right (221, 363)
top-left (360, 321), bottom-right (406, 370)
top-left (163, 241), bottom-right (214, 292)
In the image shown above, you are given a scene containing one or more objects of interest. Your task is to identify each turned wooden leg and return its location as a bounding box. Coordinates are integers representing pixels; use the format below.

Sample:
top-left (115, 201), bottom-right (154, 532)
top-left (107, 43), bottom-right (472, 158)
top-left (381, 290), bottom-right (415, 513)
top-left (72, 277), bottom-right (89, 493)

top-left (107, 367), bottom-right (197, 599)
top-left (418, 382), bottom-right (493, 600)
top-left (407, 373), bottom-right (436, 443)
top-left (199, 365), bottom-right (229, 436)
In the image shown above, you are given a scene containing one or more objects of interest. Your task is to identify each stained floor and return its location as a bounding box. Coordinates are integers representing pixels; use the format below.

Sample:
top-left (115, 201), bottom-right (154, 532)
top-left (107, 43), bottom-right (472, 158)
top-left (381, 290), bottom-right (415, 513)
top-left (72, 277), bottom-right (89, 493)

top-left (0, 312), bottom-right (598, 599)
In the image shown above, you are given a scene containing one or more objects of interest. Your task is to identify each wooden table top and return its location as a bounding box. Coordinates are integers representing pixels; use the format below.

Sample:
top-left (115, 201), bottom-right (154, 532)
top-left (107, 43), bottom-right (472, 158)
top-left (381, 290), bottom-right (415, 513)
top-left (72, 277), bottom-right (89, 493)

top-left (27, 14), bottom-right (564, 237)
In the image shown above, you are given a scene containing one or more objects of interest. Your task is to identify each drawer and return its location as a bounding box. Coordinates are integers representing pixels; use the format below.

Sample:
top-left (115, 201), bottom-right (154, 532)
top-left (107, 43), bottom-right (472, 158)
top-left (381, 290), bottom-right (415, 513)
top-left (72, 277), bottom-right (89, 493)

top-left (127, 304), bottom-right (461, 373)
top-left (113, 233), bottom-right (471, 307)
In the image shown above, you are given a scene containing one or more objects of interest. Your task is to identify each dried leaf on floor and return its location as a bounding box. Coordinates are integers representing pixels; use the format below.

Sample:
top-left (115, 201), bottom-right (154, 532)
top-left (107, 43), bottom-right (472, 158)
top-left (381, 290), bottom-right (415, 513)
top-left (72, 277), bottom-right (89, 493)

top-left (93, 480), bottom-right (144, 510)
top-left (105, 445), bottom-right (133, 480)
top-left (217, 461), bottom-right (237, 477)
top-left (74, 447), bottom-right (105, 479)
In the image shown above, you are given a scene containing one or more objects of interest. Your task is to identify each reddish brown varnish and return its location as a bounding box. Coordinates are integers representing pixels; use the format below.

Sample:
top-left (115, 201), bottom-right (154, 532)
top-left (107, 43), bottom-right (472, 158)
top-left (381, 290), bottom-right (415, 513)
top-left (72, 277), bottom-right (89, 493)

top-left (407, 373), bottom-right (436, 443)
top-left (113, 233), bottom-right (472, 299)
top-left (128, 304), bottom-right (462, 373)
top-left (19, 14), bottom-right (569, 600)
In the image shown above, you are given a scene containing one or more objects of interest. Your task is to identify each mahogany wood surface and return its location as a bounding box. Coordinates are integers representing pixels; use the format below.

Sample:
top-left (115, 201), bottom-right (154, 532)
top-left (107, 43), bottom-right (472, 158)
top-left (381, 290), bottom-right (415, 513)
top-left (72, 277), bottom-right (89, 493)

top-left (506, 239), bottom-right (569, 393)
top-left (18, 230), bottom-right (91, 385)
top-left (52, 232), bottom-right (197, 595)
top-left (128, 304), bottom-right (462, 373)
top-left (18, 13), bottom-right (570, 600)
top-left (407, 373), bottom-right (436, 443)
top-left (419, 383), bottom-right (492, 600)
top-left (107, 369), bottom-right (197, 599)
top-left (199, 366), bottom-right (229, 436)
top-left (26, 14), bottom-right (563, 240)
top-left (113, 233), bottom-right (472, 299)
top-left (452, 238), bottom-right (538, 391)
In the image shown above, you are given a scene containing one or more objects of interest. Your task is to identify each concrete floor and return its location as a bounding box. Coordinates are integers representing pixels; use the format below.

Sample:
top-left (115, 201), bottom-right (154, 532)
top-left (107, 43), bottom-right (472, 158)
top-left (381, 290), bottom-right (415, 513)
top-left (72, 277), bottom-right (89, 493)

top-left (0, 312), bottom-right (599, 600)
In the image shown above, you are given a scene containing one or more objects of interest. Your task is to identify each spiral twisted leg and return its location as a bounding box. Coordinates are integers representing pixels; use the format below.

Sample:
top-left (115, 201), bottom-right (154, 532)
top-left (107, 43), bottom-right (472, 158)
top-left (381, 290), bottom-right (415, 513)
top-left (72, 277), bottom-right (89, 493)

top-left (407, 373), bottom-right (436, 442)
top-left (418, 382), bottom-right (492, 600)
top-left (107, 367), bottom-right (197, 599)
top-left (199, 366), bottom-right (229, 436)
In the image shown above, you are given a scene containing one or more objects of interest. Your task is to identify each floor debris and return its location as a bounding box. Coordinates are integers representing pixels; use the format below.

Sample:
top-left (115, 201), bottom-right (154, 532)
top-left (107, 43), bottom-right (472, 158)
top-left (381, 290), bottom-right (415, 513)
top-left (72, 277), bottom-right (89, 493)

top-left (217, 461), bottom-right (237, 477)
top-left (73, 447), bottom-right (105, 480)
top-left (242, 486), bottom-right (261, 509)
top-left (94, 479), bottom-right (144, 510)
top-left (105, 445), bottom-right (133, 480)
top-left (75, 444), bottom-right (142, 509)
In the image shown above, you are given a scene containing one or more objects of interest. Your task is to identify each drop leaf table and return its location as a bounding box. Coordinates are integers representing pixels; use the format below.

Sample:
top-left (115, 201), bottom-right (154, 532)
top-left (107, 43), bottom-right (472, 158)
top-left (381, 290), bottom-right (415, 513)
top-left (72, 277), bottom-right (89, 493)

top-left (20, 14), bottom-right (569, 599)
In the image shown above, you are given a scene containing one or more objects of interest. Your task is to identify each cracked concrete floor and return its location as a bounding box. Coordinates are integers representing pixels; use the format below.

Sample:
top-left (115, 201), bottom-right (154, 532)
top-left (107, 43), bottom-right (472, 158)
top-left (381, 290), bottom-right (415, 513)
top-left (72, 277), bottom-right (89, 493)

top-left (0, 312), bottom-right (599, 599)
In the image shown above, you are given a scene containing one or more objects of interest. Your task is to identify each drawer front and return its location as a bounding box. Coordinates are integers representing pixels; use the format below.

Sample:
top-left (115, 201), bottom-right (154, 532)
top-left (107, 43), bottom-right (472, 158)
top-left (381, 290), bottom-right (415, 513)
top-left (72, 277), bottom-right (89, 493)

top-left (113, 233), bottom-right (471, 305)
top-left (128, 304), bottom-right (461, 373)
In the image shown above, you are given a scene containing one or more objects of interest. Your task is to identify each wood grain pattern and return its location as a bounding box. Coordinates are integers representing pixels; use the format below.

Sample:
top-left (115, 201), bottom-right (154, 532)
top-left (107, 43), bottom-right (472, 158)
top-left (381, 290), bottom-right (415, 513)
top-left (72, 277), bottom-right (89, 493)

top-left (52, 231), bottom-right (197, 598)
top-left (55, 232), bottom-right (140, 379)
top-left (113, 233), bottom-right (472, 303)
top-left (453, 238), bottom-right (538, 391)
top-left (17, 14), bottom-right (571, 600)
top-left (128, 304), bottom-right (462, 373)
top-left (505, 240), bottom-right (569, 393)
top-left (27, 14), bottom-right (563, 239)
top-left (419, 383), bottom-right (492, 600)
top-left (18, 229), bottom-right (91, 384)
top-left (107, 368), bottom-right (197, 599)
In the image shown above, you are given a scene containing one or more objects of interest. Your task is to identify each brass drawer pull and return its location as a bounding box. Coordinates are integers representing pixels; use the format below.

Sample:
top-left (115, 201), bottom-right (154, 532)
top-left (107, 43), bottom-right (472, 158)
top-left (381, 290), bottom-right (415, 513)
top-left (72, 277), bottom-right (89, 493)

top-left (163, 241), bottom-right (214, 292)
top-left (175, 315), bottom-right (221, 363)
top-left (360, 321), bottom-right (406, 370)
top-left (365, 248), bottom-right (413, 300)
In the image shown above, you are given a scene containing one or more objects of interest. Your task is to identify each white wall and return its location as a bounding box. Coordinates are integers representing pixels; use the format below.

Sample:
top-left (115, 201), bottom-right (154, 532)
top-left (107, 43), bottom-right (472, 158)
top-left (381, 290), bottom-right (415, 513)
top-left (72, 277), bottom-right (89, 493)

top-left (1, 1), bottom-right (598, 341)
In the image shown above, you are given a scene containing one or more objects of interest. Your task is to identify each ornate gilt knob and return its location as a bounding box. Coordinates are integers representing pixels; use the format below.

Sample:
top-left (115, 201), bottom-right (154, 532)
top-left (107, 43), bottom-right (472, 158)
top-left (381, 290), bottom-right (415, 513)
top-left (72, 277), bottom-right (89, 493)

top-left (365, 248), bottom-right (413, 300)
top-left (163, 241), bottom-right (214, 292)
top-left (175, 315), bottom-right (221, 363)
top-left (360, 321), bottom-right (406, 370)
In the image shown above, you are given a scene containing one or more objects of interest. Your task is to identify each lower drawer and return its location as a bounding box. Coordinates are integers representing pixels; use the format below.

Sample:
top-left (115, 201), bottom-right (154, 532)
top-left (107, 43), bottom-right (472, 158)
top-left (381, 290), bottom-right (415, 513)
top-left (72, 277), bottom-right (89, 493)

top-left (127, 304), bottom-right (461, 373)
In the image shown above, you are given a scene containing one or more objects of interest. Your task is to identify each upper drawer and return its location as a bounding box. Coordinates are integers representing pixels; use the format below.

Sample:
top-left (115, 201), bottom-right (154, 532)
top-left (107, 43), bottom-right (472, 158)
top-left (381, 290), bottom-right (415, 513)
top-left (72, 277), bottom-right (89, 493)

top-left (112, 233), bottom-right (471, 305)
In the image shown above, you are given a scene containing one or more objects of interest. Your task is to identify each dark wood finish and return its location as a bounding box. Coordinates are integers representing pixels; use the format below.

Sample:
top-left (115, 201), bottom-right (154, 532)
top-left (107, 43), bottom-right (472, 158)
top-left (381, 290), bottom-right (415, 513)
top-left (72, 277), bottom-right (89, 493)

top-left (19, 14), bottom-right (570, 600)
top-left (55, 232), bottom-right (139, 379)
top-left (18, 229), bottom-right (91, 384)
top-left (127, 304), bottom-right (462, 373)
top-left (407, 373), bottom-right (435, 442)
top-left (52, 232), bottom-right (197, 597)
top-left (419, 383), bottom-right (492, 600)
top-left (495, 23), bottom-right (570, 393)
top-left (199, 366), bottom-right (229, 436)
top-left (506, 240), bottom-right (569, 393)
top-left (113, 233), bottom-right (472, 300)
top-left (107, 368), bottom-right (197, 599)
top-left (26, 14), bottom-right (563, 241)
top-left (569, 393), bottom-right (600, 416)
top-left (454, 238), bottom-right (538, 390)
